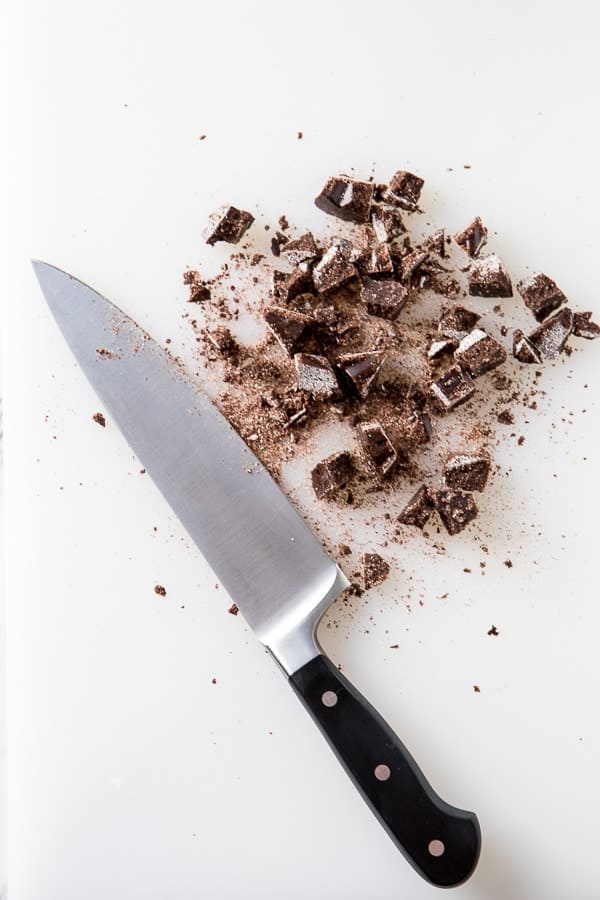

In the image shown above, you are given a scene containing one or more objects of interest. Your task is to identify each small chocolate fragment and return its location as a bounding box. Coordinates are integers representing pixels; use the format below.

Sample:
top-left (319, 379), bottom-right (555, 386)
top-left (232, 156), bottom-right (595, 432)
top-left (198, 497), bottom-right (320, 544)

top-left (529, 307), bottom-right (574, 358)
top-left (272, 264), bottom-right (313, 302)
top-left (312, 244), bottom-right (357, 293)
top-left (370, 205), bottom-right (406, 242)
top-left (427, 338), bottom-right (457, 360)
top-left (399, 248), bottom-right (429, 282)
top-left (517, 272), bottom-right (566, 322)
top-left (188, 283), bottom-right (211, 303)
top-left (396, 400), bottom-right (432, 447)
top-left (92, 412), bottom-right (106, 427)
top-left (281, 232), bottom-right (319, 267)
top-left (362, 552), bottom-right (390, 589)
top-left (356, 242), bottom-right (394, 276)
top-left (203, 204), bottom-right (254, 245)
top-left (311, 451), bottom-right (354, 499)
top-left (512, 329), bottom-right (542, 364)
top-left (294, 353), bottom-right (339, 399)
top-left (382, 170), bottom-right (424, 211)
top-left (356, 421), bottom-right (397, 476)
top-left (270, 231), bottom-right (289, 257)
top-left (438, 306), bottom-right (481, 342)
top-left (337, 350), bottom-right (386, 399)
top-left (360, 277), bottom-right (408, 320)
top-left (398, 485), bottom-right (434, 528)
top-left (454, 217), bottom-right (488, 258)
top-left (468, 254), bottom-right (513, 298)
top-left (264, 307), bottom-right (311, 354)
top-left (314, 175), bottom-right (374, 224)
top-left (497, 409), bottom-right (514, 425)
top-left (228, 603), bottom-right (239, 616)
top-left (154, 584), bottom-right (167, 596)
top-left (424, 228), bottom-right (446, 258)
top-left (444, 453), bottom-right (491, 492)
top-left (183, 269), bottom-right (201, 285)
top-left (431, 488), bottom-right (478, 535)
top-left (572, 311), bottom-right (600, 340)
top-left (430, 366), bottom-right (476, 411)
top-left (454, 329), bottom-right (507, 378)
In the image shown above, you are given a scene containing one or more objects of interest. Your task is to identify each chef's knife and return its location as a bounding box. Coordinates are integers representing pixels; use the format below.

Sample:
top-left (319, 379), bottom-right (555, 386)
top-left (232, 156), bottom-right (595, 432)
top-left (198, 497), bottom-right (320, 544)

top-left (33, 261), bottom-right (480, 887)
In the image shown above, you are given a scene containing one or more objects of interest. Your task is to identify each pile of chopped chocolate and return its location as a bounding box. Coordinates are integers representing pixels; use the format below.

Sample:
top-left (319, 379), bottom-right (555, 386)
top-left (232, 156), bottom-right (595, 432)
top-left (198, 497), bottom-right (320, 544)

top-left (181, 175), bottom-right (597, 588)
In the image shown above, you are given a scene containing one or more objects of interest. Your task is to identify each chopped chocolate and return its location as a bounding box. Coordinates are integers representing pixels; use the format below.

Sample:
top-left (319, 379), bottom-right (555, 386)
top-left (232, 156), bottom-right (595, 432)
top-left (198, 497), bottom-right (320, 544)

top-left (294, 353), bottom-right (339, 399)
top-left (183, 269), bottom-right (201, 285)
top-left (314, 175), bottom-right (374, 223)
top-left (270, 231), bottom-right (289, 257)
top-left (399, 248), bottom-right (429, 282)
top-left (336, 350), bottom-right (386, 399)
top-left (370, 205), bottom-right (406, 242)
top-left (497, 409), bottom-right (514, 425)
top-left (188, 283), bottom-right (211, 303)
top-left (444, 453), bottom-right (491, 492)
top-left (468, 254), bottom-right (513, 298)
top-left (513, 329), bottom-right (543, 364)
top-left (428, 338), bottom-right (457, 360)
top-left (356, 242), bottom-right (394, 276)
top-left (312, 244), bottom-right (357, 293)
top-left (487, 625), bottom-right (499, 636)
top-left (398, 485), bottom-right (434, 528)
top-left (431, 488), bottom-right (478, 535)
top-left (228, 603), bottom-right (239, 615)
top-left (154, 584), bottom-right (166, 596)
top-left (430, 366), bottom-right (476, 411)
top-left (573, 311), bottom-right (600, 340)
top-left (203, 204), bottom-right (254, 245)
top-left (311, 451), bottom-right (354, 499)
top-left (281, 232), bottom-right (319, 267)
top-left (272, 264), bottom-right (314, 302)
top-left (278, 215), bottom-right (289, 231)
top-left (264, 307), bottom-right (311, 354)
top-left (529, 307), bottom-right (574, 358)
top-left (454, 329), bottom-right (507, 377)
top-left (438, 306), bottom-right (481, 342)
top-left (517, 272), bottom-right (566, 322)
top-left (338, 543), bottom-right (352, 556)
top-left (454, 217), bottom-right (488, 258)
top-left (424, 228), bottom-right (446, 258)
top-left (362, 552), bottom-right (390, 589)
top-left (382, 170), bottom-right (424, 211)
top-left (92, 412), bottom-right (106, 427)
top-left (360, 277), bottom-right (408, 320)
top-left (356, 421), bottom-right (397, 476)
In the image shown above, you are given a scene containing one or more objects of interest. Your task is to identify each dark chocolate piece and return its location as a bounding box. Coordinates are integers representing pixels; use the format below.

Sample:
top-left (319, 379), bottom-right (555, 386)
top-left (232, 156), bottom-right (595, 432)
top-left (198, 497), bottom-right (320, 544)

top-left (431, 488), bottom-right (479, 535)
top-left (311, 451), bottom-right (354, 499)
top-left (497, 409), bottom-right (514, 425)
top-left (281, 232), bottom-right (319, 267)
top-left (312, 244), bottom-right (358, 293)
top-left (314, 175), bottom-right (374, 224)
top-left (356, 242), bottom-right (394, 276)
top-left (454, 329), bottom-right (507, 377)
top-left (264, 307), bottom-right (311, 354)
top-left (294, 353), bottom-right (339, 399)
top-left (468, 254), bottom-right (513, 298)
top-left (512, 329), bottom-right (543, 364)
top-left (370, 205), bottom-right (406, 242)
top-left (517, 272), bottom-right (566, 322)
top-left (360, 277), bottom-right (408, 320)
top-left (437, 306), bottom-right (481, 342)
top-left (356, 421), bottom-right (397, 475)
top-left (529, 307), bottom-right (574, 358)
top-left (396, 402), bottom-right (431, 447)
top-left (398, 485), bottom-right (434, 528)
top-left (444, 453), bottom-right (490, 492)
top-left (361, 552), bottom-right (390, 589)
top-left (188, 283), bottom-right (211, 303)
top-left (454, 217), bottom-right (488, 258)
top-left (430, 366), bottom-right (476, 411)
top-left (154, 584), bottom-right (166, 596)
top-left (427, 338), bottom-right (457, 360)
top-left (203, 204), bottom-right (254, 245)
top-left (573, 311), bottom-right (600, 339)
top-left (398, 248), bottom-right (429, 282)
top-left (270, 231), bottom-right (289, 257)
top-left (424, 228), bottom-right (446, 258)
top-left (337, 350), bottom-right (386, 399)
top-left (272, 264), bottom-right (313, 302)
top-left (92, 412), bottom-right (106, 427)
top-left (382, 170), bottom-right (424, 211)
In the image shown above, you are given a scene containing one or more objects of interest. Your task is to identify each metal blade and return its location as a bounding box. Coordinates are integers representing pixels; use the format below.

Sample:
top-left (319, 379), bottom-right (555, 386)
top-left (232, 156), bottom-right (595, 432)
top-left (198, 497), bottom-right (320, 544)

top-left (33, 262), bottom-right (348, 673)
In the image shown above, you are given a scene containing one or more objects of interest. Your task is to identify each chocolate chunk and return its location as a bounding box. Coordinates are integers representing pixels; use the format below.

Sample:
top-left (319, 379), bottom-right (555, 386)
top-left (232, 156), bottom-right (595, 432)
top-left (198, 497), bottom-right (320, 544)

top-left (264, 307), bottom-right (311, 354)
top-left (517, 272), bottom-right (566, 322)
top-left (294, 353), bottom-right (339, 399)
top-left (228, 603), bottom-right (239, 615)
top-left (382, 170), bottom-right (424, 211)
top-left (272, 264), bottom-right (313, 302)
top-left (92, 412), bottom-right (106, 427)
top-left (270, 231), bottom-right (289, 257)
top-left (468, 254), bottom-right (513, 298)
top-left (281, 232), bottom-right (319, 267)
top-left (312, 244), bottom-right (358, 293)
top-left (398, 485), bottom-right (434, 528)
top-left (396, 403), bottom-right (431, 447)
top-left (311, 451), bottom-right (354, 499)
top-left (314, 175), bottom-right (374, 224)
top-left (154, 584), bottom-right (166, 596)
top-left (203, 204), bottom-right (254, 245)
top-left (370, 205), bottom-right (406, 242)
top-left (362, 552), bottom-right (390, 589)
top-left (356, 421), bottom-right (397, 475)
top-left (360, 277), bottom-right (408, 320)
top-left (337, 350), bottom-right (386, 399)
top-left (529, 307), bottom-right (574, 358)
top-left (454, 217), bottom-right (488, 258)
top-left (188, 283), bottom-right (211, 303)
top-left (431, 489), bottom-right (479, 535)
top-left (399, 248), bottom-right (429, 282)
top-left (497, 409), bottom-right (514, 425)
top-left (572, 311), bottom-right (600, 340)
top-left (356, 242), bottom-right (394, 276)
top-left (444, 453), bottom-right (491, 492)
top-left (512, 329), bottom-right (543, 364)
top-left (424, 228), bottom-right (446, 258)
top-left (430, 366), bottom-right (476, 411)
top-left (437, 305), bottom-right (481, 342)
top-left (454, 329), bottom-right (507, 377)
top-left (428, 338), bottom-right (457, 360)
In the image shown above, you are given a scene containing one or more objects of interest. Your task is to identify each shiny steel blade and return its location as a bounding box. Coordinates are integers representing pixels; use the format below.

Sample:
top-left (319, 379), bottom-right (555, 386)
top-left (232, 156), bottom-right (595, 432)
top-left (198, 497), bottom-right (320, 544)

top-left (33, 262), bottom-right (348, 673)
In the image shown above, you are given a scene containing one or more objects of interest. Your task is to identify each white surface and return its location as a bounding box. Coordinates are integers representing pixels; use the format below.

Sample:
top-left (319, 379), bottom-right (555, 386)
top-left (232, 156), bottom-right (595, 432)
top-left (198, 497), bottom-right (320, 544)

top-left (4, 2), bottom-right (600, 898)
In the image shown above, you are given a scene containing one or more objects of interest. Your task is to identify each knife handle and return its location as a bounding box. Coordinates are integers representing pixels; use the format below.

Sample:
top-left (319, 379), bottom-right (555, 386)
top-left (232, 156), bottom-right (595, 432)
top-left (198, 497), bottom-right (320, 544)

top-left (289, 654), bottom-right (480, 887)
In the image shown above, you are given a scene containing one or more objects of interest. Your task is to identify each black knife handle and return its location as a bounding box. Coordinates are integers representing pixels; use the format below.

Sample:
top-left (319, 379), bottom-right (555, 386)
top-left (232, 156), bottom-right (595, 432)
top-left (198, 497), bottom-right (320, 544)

top-left (289, 654), bottom-right (480, 887)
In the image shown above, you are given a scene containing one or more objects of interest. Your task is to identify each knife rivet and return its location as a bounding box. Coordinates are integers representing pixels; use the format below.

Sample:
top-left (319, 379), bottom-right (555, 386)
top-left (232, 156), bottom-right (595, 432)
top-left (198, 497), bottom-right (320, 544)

top-left (321, 690), bottom-right (338, 708)
top-left (374, 764), bottom-right (391, 781)
top-left (428, 839), bottom-right (445, 857)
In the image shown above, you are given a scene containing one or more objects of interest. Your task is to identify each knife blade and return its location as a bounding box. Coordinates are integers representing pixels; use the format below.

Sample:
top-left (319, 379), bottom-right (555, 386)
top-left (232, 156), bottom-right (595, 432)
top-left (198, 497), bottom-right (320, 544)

top-left (33, 260), bottom-right (481, 887)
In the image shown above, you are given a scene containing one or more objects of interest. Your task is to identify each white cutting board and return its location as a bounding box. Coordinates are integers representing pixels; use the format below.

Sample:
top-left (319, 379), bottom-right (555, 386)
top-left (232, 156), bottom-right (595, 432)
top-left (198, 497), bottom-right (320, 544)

top-left (4, 2), bottom-right (600, 898)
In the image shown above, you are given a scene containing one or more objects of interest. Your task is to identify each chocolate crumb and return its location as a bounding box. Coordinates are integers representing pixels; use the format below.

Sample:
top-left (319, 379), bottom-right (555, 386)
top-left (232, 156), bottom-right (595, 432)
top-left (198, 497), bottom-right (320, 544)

top-left (270, 231), bottom-right (289, 257)
top-left (518, 435), bottom-right (525, 446)
top-left (504, 559), bottom-right (513, 568)
top-left (361, 552), bottom-right (390, 589)
top-left (338, 543), bottom-right (352, 556)
top-left (529, 307), bottom-right (574, 359)
top-left (92, 412), bottom-right (106, 427)
top-left (497, 409), bottom-right (514, 425)
top-left (297, 131), bottom-right (303, 139)
top-left (473, 685), bottom-right (481, 693)
top-left (154, 584), bottom-right (166, 596)
top-left (228, 603), bottom-right (239, 616)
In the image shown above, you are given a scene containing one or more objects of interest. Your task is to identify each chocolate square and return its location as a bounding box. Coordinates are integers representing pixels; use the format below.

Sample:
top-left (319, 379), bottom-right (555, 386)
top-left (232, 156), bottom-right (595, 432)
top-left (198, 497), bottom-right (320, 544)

top-left (444, 453), bottom-right (490, 492)
top-left (398, 485), bottom-right (434, 528)
top-left (356, 421), bottom-right (397, 475)
top-left (517, 272), bottom-right (566, 322)
top-left (454, 217), bottom-right (488, 258)
top-left (430, 366), bottom-right (476, 411)
top-left (294, 353), bottom-right (339, 399)
top-left (311, 452), bottom-right (354, 499)
top-left (203, 205), bottom-right (254, 245)
top-left (454, 329), bottom-right (507, 378)
top-left (382, 170), bottom-right (424, 211)
top-left (528, 307), bottom-right (574, 358)
top-left (431, 488), bottom-right (478, 535)
top-left (360, 277), bottom-right (408, 320)
top-left (468, 254), bottom-right (513, 298)
top-left (314, 175), bottom-right (374, 224)
top-left (336, 350), bottom-right (386, 399)
top-left (312, 244), bottom-right (358, 293)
